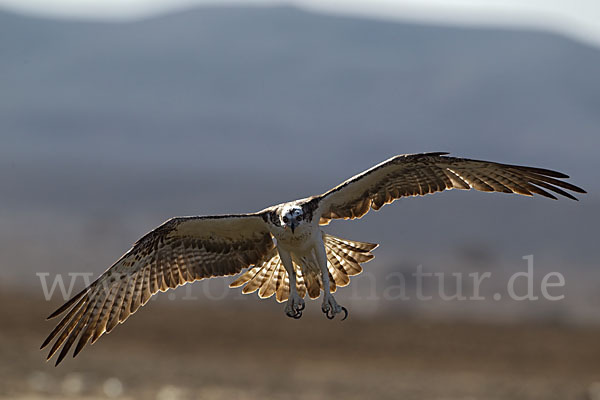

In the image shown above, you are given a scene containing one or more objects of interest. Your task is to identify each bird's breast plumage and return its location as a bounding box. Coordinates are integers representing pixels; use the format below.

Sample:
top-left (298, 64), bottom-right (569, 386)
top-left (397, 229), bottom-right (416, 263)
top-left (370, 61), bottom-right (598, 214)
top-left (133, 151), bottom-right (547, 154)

top-left (272, 225), bottom-right (316, 252)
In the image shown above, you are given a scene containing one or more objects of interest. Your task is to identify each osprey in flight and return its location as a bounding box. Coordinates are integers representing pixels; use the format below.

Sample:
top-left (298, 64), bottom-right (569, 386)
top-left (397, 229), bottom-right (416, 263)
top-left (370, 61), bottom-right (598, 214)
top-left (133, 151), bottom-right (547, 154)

top-left (42, 153), bottom-right (585, 365)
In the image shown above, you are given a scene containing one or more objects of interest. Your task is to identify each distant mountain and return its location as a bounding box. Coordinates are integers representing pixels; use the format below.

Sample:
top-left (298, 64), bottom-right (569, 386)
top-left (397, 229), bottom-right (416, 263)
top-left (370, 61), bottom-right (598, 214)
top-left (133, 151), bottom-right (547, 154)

top-left (1, 6), bottom-right (598, 177)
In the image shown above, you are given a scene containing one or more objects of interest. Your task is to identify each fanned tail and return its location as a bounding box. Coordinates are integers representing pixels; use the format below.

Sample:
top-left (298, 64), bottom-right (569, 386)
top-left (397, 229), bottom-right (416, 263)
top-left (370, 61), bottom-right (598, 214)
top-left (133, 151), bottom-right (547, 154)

top-left (229, 233), bottom-right (377, 303)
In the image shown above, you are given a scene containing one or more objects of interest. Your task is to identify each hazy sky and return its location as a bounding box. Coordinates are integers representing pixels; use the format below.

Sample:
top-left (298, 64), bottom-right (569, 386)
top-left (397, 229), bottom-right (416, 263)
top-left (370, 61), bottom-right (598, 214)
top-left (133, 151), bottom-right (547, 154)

top-left (1, 0), bottom-right (599, 47)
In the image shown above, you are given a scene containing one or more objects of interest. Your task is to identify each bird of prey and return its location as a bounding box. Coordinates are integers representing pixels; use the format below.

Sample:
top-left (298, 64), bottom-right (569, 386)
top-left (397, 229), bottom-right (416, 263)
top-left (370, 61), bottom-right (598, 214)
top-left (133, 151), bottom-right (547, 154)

top-left (42, 152), bottom-right (585, 365)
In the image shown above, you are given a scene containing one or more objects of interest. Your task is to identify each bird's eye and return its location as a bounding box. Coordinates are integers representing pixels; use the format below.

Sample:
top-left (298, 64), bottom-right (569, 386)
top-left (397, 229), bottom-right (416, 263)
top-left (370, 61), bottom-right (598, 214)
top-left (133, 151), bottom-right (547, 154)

top-left (282, 217), bottom-right (288, 223)
top-left (296, 216), bottom-right (302, 222)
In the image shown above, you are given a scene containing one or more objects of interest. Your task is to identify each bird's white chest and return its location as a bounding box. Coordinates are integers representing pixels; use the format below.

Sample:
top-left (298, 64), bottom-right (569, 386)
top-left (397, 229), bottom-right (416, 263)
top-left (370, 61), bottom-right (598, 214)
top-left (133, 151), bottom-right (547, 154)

top-left (272, 226), bottom-right (315, 252)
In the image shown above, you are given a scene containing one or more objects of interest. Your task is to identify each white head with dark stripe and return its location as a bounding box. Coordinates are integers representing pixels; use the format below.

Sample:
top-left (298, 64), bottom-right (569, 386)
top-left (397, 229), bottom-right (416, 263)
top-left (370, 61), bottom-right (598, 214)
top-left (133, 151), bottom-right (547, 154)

top-left (280, 205), bottom-right (304, 233)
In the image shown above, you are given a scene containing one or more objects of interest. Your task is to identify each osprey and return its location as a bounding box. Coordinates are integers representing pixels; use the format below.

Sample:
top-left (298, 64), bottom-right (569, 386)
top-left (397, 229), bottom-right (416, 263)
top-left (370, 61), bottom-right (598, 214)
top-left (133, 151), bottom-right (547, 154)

top-left (42, 152), bottom-right (585, 365)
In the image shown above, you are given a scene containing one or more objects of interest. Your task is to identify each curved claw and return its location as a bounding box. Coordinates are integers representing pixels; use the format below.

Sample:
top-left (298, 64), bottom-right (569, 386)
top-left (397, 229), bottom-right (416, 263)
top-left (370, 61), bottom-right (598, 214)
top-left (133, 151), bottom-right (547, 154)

top-left (293, 311), bottom-right (302, 319)
top-left (326, 309), bottom-right (335, 320)
top-left (340, 306), bottom-right (348, 321)
top-left (297, 302), bottom-right (306, 312)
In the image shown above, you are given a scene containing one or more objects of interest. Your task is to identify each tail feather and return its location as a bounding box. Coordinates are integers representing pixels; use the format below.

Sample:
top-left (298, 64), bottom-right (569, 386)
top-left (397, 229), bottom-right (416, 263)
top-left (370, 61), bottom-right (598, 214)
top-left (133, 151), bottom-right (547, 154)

top-left (258, 257), bottom-right (279, 299)
top-left (274, 265), bottom-right (289, 303)
top-left (294, 264), bottom-right (308, 299)
top-left (241, 262), bottom-right (271, 294)
top-left (326, 254), bottom-right (350, 286)
top-left (326, 235), bottom-right (378, 252)
top-left (303, 265), bottom-right (322, 299)
top-left (327, 270), bottom-right (337, 292)
top-left (229, 233), bottom-right (378, 303)
top-left (229, 265), bottom-right (261, 288)
top-left (326, 243), bottom-right (363, 276)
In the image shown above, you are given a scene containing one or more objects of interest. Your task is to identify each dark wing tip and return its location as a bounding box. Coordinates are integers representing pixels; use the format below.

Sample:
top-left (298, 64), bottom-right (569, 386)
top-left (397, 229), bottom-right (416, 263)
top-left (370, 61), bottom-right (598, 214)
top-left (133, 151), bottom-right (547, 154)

top-left (571, 185), bottom-right (587, 194)
top-left (40, 337), bottom-right (52, 350)
top-left (533, 168), bottom-right (569, 179)
top-left (560, 190), bottom-right (580, 201)
top-left (531, 181), bottom-right (583, 201)
top-left (538, 190), bottom-right (558, 200)
top-left (46, 309), bottom-right (63, 320)
top-left (55, 352), bottom-right (67, 366)
top-left (509, 164), bottom-right (569, 179)
top-left (46, 287), bottom-right (89, 320)
top-left (513, 165), bottom-right (586, 199)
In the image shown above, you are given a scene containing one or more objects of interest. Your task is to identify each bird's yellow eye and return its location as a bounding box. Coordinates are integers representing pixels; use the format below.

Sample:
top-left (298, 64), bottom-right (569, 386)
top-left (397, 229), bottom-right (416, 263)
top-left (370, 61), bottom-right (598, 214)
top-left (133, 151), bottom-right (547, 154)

top-left (282, 217), bottom-right (288, 223)
top-left (296, 216), bottom-right (302, 222)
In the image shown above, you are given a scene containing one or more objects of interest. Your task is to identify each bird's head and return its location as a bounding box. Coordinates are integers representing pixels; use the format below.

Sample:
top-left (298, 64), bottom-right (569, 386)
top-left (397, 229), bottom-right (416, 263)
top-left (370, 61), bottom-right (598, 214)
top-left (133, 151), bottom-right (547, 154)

top-left (280, 206), bottom-right (304, 233)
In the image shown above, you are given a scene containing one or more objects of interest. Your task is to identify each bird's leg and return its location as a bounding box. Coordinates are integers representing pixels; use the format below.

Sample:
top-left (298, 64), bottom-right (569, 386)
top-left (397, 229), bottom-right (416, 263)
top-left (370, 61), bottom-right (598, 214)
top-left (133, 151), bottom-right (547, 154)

top-left (279, 249), bottom-right (304, 319)
top-left (314, 243), bottom-right (348, 320)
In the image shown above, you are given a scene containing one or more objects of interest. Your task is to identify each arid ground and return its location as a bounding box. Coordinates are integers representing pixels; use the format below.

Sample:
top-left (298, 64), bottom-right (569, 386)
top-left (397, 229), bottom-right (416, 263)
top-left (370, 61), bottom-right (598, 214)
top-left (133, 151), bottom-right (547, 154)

top-left (2, 288), bottom-right (600, 400)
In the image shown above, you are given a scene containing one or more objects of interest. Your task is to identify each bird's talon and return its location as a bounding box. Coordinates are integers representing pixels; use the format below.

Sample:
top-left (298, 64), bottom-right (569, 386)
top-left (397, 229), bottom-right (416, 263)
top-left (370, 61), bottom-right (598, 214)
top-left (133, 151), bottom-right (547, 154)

top-left (321, 295), bottom-right (348, 320)
top-left (341, 306), bottom-right (348, 321)
top-left (285, 293), bottom-right (304, 319)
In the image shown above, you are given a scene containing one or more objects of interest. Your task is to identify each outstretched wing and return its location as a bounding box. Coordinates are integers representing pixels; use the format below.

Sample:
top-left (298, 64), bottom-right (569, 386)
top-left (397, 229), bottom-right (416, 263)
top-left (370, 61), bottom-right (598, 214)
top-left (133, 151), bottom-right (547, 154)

top-left (42, 214), bottom-right (273, 365)
top-left (315, 152), bottom-right (586, 225)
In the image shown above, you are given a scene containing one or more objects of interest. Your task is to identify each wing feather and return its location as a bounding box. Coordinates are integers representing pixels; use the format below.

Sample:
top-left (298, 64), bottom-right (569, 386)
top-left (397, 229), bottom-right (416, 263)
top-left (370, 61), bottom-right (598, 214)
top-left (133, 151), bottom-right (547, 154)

top-left (54, 300), bottom-right (95, 365)
top-left (73, 295), bottom-right (103, 357)
top-left (42, 214), bottom-right (273, 365)
top-left (41, 294), bottom-right (88, 351)
top-left (275, 267), bottom-right (289, 303)
top-left (316, 153), bottom-right (586, 224)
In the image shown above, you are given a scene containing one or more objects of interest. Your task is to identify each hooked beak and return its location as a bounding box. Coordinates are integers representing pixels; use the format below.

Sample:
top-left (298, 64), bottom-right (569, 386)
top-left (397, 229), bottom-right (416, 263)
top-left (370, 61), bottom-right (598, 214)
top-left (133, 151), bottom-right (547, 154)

top-left (290, 220), bottom-right (298, 233)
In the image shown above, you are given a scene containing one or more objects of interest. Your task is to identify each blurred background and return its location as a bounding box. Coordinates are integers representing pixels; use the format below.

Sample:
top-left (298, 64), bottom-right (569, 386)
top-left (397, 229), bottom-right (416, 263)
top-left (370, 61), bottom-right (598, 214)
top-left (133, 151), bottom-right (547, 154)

top-left (1, 0), bottom-right (599, 399)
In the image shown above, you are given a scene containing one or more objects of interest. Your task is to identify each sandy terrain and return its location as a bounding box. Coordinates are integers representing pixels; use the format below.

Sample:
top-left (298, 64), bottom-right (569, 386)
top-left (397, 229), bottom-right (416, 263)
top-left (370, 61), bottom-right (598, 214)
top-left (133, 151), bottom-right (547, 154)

top-left (2, 288), bottom-right (600, 400)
